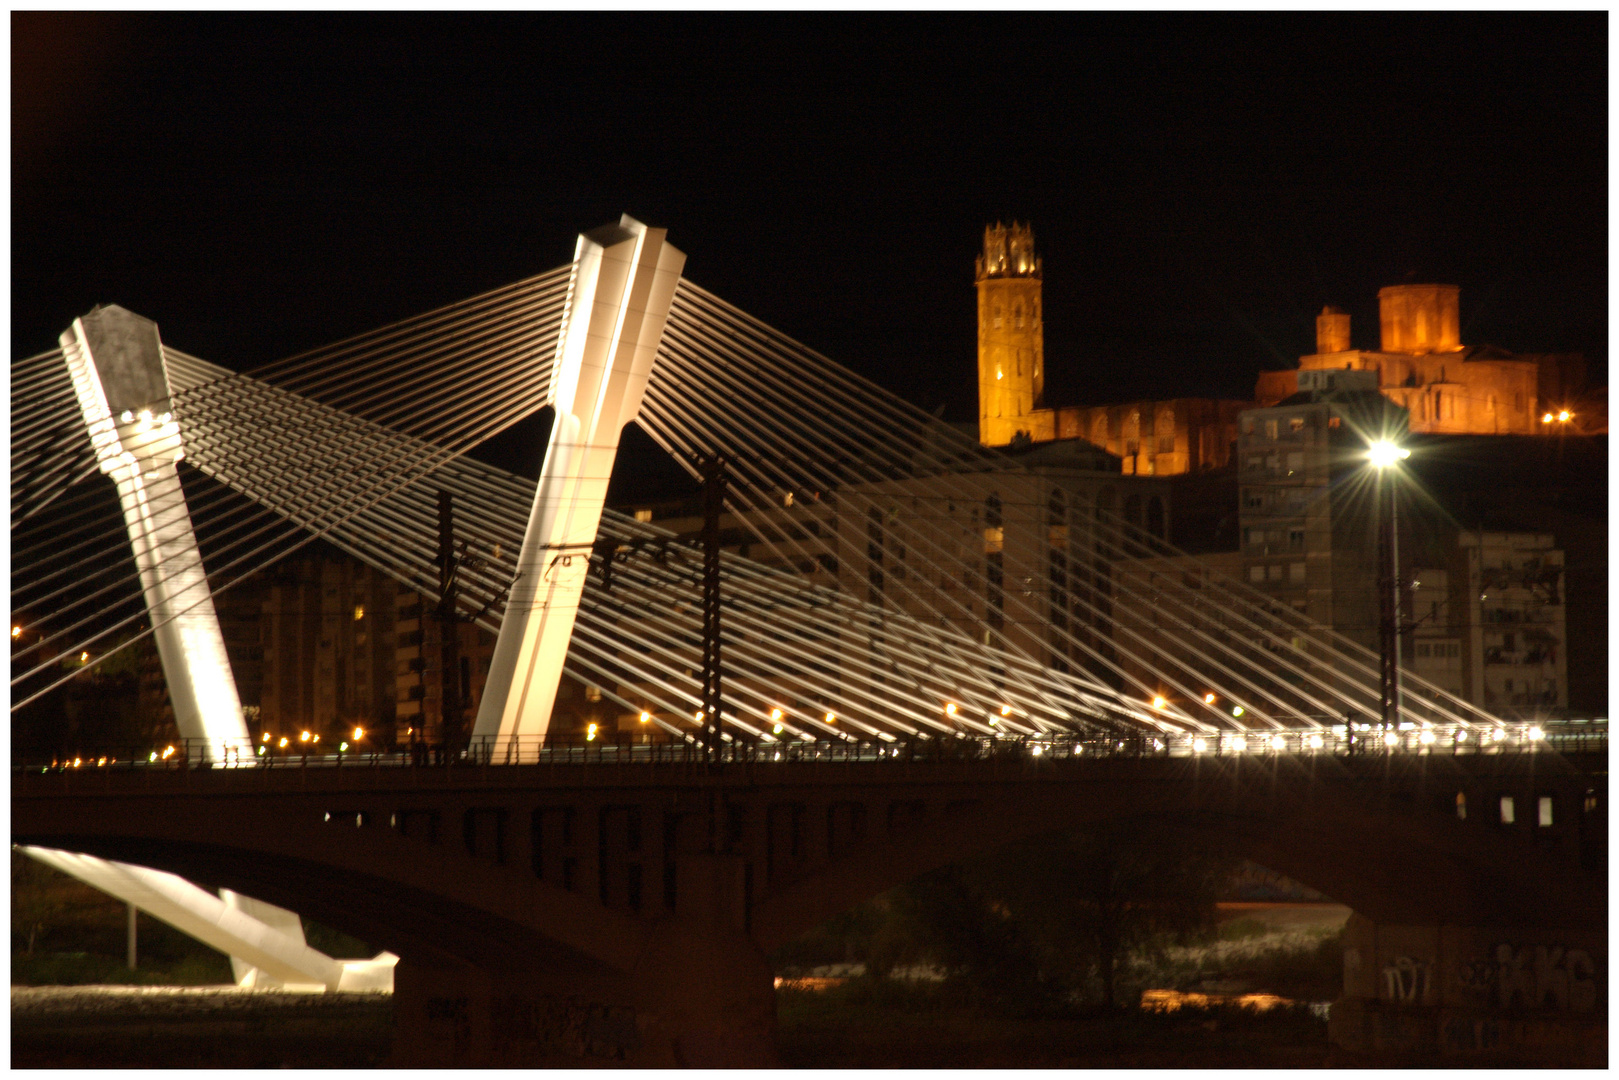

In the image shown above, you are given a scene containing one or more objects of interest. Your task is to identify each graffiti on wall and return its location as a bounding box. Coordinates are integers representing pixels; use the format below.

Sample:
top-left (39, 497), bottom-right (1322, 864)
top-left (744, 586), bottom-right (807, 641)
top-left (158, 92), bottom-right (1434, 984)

top-left (489, 995), bottom-right (641, 1060)
top-left (1457, 944), bottom-right (1600, 1012)
top-left (1381, 956), bottom-right (1429, 1003)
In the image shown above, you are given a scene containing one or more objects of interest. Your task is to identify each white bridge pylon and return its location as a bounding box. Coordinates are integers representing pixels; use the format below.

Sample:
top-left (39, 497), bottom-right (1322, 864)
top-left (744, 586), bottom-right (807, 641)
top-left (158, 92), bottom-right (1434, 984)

top-left (473, 216), bottom-right (686, 747)
top-left (59, 306), bottom-right (250, 763)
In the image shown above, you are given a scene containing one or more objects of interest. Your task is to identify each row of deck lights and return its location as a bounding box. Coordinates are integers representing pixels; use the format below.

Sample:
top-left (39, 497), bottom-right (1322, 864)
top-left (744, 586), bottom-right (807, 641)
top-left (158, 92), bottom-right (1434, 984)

top-left (1177, 724), bottom-right (1543, 754)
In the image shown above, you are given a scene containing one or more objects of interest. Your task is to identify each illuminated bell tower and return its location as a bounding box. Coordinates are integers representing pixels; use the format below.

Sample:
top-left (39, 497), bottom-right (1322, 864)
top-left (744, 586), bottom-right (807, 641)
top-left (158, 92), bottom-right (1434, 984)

top-left (976, 222), bottom-right (1044, 446)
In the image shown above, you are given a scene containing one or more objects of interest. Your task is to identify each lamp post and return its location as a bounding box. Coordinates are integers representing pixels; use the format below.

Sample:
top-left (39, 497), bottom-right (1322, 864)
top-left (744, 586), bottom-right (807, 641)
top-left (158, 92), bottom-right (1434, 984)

top-left (1367, 439), bottom-right (1410, 735)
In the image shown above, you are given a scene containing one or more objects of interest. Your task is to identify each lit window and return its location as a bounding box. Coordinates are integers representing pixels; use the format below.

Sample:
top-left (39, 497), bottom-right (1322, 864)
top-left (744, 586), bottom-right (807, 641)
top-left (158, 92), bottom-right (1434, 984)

top-left (1499, 796), bottom-right (1516, 825)
top-left (1455, 792), bottom-right (1466, 820)
top-left (1538, 796), bottom-right (1554, 827)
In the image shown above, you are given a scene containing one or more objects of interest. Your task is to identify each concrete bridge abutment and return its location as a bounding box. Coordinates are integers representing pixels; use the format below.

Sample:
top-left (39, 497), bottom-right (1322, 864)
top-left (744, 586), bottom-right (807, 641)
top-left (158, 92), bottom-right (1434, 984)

top-left (389, 854), bottom-right (776, 1068)
top-left (1328, 913), bottom-right (1605, 1065)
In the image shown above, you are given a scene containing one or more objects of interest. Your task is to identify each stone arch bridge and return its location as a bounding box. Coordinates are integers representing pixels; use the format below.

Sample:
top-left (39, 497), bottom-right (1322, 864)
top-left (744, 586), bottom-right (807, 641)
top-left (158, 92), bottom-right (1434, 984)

top-left (13, 742), bottom-right (1605, 1066)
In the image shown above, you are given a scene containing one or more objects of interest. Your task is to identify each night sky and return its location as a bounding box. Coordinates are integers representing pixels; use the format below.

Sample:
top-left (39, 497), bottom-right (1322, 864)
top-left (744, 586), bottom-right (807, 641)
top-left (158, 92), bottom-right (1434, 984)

top-left (14, 13), bottom-right (1607, 444)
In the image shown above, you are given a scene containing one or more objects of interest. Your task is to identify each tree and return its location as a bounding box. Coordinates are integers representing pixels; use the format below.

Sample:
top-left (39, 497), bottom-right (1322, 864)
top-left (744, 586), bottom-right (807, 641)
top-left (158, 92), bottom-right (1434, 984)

top-left (968, 818), bottom-right (1234, 1007)
top-left (12, 848), bottom-right (66, 955)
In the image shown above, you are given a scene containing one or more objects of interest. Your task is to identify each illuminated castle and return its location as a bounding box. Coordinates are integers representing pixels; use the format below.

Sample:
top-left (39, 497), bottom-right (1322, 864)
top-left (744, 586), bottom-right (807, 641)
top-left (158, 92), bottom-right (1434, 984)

top-left (1257, 285), bottom-right (1592, 435)
top-left (974, 228), bottom-right (1600, 467)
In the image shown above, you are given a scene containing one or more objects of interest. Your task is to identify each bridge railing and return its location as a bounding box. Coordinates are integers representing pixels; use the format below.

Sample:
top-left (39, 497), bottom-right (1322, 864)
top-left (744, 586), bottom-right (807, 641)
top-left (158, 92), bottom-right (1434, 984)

top-left (14, 723), bottom-right (1606, 773)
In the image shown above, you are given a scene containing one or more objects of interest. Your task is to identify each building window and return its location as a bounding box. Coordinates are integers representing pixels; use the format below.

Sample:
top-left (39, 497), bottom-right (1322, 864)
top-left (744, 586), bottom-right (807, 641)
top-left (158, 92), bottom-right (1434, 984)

top-left (1264, 419), bottom-right (1279, 440)
top-left (1455, 792), bottom-right (1466, 819)
top-left (1289, 562), bottom-right (1306, 584)
top-left (1499, 796), bottom-right (1516, 825)
top-left (1267, 564), bottom-right (1283, 582)
top-left (1538, 796), bottom-right (1554, 827)
top-left (634, 509), bottom-right (653, 522)
top-left (1243, 490), bottom-right (1264, 510)
top-left (1288, 529), bottom-right (1305, 552)
top-left (1249, 565), bottom-right (1265, 583)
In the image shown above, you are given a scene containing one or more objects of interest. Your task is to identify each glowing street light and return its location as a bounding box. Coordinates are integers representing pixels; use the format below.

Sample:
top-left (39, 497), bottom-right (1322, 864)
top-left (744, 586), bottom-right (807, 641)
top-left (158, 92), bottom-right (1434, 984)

top-left (1152, 695), bottom-right (1167, 710)
top-left (640, 711), bottom-right (652, 724)
top-left (1366, 439), bottom-right (1410, 468)
top-left (944, 703), bottom-right (958, 716)
top-left (586, 723), bottom-right (598, 741)
top-left (1203, 693), bottom-right (1217, 705)
top-left (1231, 706), bottom-right (1245, 718)
top-left (352, 726), bottom-right (365, 741)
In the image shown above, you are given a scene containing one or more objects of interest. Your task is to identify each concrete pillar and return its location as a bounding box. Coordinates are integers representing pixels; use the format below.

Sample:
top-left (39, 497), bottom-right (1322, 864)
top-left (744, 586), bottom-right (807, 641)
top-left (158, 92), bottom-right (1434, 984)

top-left (59, 305), bottom-right (249, 762)
top-left (474, 217), bottom-right (685, 746)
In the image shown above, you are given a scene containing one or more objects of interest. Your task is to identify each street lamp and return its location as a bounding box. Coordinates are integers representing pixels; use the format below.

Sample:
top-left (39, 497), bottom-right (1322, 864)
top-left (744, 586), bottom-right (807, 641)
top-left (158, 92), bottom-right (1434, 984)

top-left (1367, 438), bottom-right (1410, 735)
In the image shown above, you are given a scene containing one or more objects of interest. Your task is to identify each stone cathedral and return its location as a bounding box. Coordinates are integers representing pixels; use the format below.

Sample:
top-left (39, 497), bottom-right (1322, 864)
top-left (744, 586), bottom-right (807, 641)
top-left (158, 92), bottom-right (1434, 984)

top-left (974, 223), bottom-right (1598, 470)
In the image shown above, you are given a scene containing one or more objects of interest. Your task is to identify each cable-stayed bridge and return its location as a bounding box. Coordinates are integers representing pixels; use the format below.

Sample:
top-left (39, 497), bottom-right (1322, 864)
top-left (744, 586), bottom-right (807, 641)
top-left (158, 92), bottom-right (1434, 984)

top-left (11, 218), bottom-right (1605, 1065)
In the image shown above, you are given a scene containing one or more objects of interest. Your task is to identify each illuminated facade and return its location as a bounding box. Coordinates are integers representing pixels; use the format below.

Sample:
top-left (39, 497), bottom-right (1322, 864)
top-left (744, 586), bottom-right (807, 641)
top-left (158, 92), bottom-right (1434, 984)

top-left (1257, 285), bottom-right (1590, 436)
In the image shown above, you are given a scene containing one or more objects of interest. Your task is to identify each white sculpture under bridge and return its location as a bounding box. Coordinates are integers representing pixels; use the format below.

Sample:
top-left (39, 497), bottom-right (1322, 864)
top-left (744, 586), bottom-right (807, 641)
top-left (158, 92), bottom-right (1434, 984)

top-left (19, 846), bottom-right (396, 992)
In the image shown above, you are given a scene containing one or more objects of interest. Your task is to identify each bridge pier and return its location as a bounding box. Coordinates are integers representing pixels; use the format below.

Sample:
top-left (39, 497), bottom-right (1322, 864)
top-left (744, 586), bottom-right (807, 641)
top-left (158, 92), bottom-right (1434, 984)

top-left (388, 853), bottom-right (777, 1068)
top-left (1328, 913), bottom-right (1606, 1065)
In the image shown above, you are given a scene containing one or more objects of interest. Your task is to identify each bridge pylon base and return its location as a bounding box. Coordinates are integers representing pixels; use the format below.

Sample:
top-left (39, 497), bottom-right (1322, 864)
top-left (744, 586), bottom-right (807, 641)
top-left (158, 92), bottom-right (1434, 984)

top-left (1327, 913), bottom-right (1605, 1065)
top-left (389, 912), bottom-right (776, 1067)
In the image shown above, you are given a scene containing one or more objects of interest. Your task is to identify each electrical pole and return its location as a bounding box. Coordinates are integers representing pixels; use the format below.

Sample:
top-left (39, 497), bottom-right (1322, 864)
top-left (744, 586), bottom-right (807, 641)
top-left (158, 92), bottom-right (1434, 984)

top-left (435, 490), bottom-right (464, 763)
top-left (698, 453), bottom-right (728, 759)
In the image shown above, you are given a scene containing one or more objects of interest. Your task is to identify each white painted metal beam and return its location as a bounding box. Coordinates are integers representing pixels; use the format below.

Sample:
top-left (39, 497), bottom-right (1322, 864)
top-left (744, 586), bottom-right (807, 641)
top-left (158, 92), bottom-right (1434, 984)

top-left (474, 216), bottom-right (686, 744)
